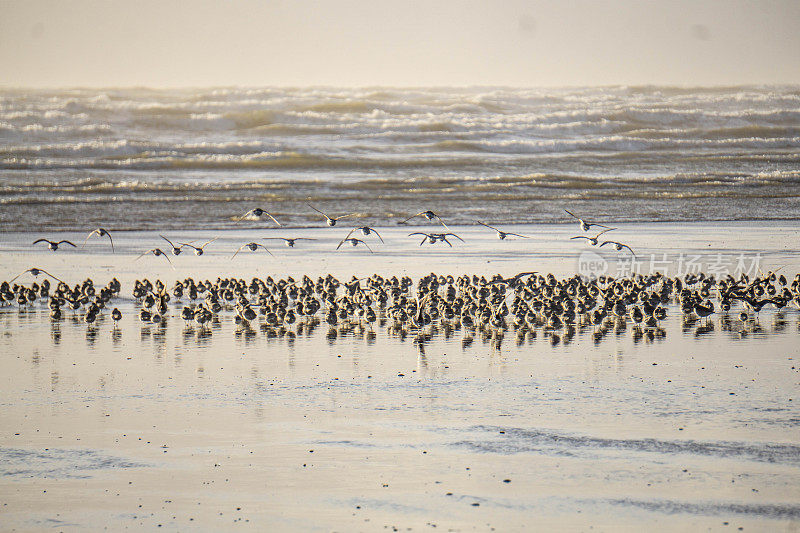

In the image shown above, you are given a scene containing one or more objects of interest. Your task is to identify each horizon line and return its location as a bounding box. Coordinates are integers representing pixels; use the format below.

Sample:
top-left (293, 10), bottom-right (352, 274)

top-left (2, 83), bottom-right (799, 91)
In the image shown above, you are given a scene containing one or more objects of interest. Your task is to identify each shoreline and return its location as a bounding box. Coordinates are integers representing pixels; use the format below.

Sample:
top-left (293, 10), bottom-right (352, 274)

top-left (3, 216), bottom-right (800, 234)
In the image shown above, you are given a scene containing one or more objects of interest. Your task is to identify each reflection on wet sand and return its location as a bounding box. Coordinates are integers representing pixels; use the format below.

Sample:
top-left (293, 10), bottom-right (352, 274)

top-left (1, 271), bottom-right (799, 531)
top-left (3, 270), bottom-right (798, 355)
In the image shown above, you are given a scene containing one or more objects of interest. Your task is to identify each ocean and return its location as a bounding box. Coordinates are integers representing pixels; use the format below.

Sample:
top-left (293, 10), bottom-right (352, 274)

top-left (1, 86), bottom-right (799, 231)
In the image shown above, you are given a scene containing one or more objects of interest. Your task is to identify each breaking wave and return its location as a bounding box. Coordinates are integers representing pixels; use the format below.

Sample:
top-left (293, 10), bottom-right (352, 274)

top-left (1, 85), bottom-right (799, 229)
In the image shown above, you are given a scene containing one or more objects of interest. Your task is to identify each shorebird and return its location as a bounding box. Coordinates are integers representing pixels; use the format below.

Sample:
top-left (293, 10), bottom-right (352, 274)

top-left (235, 208), bottom-right (282, 226)
top-left (345, 226), bottom-right (384, 243)
top-left (263, 237), bottom-right (316, 248)
top-left (181, 306), bottom-right (195, 323)
top-left (694, 300), bottom-right (715, 323)
top-left (178, 238), bottom-right (217, 256)
top-left (476, 221), bottom-right (528, 240)
top-left (564, 210), bottom-right (612, 232)
top-left (83, 228), bottom-right (114, 253)
top-left (307, 204), bottom-right (357, 227)
top-left (434, 232), bottom-right (464, 246)
top-left (160, 235), bottom-right (184, 255)
top-left (484, 272), bottom-right (538, 287)
top-left (231, 242), bottom-right (275, 259)
top-left (400, 210), bottom-right (448, 228)
top-left (570, 228), bottom-right (616, 246)
top-left (599, 240), bottom-right (636, 256)
top-left (33, 239), bottom-right (76, 251)
top-left (408, 232), bottom-right (464, 247)
top-left (336, 238), bottom-right (373, 253)
top-left (136, 248), bottom-right (173, 265)
top-left (409, 232), bottom-right (438, 245)
top-left (9, 267), bottom-right (64, 284)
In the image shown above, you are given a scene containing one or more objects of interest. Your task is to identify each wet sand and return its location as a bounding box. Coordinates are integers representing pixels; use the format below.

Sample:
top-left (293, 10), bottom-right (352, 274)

top-left (1, 222), bottom-right (799, 531)
top-left (1, 220), bottom-right (799, 282)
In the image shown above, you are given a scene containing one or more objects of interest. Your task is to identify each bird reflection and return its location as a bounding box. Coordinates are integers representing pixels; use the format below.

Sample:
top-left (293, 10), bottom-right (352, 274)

top-left (196, 328), bottom-right (213, 344)
top-left (695, 322), bottom-right (715, 337)
top-left (50, 323), bottom-right (61, 345)
top-left (326, 327), bottom-right (338, 344)
top-left (3, 270), bottom-right (799, 362)
top-left (85, 326), bottom-right (98, 347)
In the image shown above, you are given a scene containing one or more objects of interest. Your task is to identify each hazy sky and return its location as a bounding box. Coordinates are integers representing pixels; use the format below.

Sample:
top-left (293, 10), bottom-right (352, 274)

top-left (1, 0), bottom-right (799, 87)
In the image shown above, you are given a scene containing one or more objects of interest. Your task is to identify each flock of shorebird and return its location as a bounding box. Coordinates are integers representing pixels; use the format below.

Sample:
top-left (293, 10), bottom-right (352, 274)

top-left (3, 197), bottom-right (797, 348)
top-left (27, 206), bottom-right (638, 265)
top-left (14, 203), bottom-right (796, 347)
top-left (2, 263), bottom-right (798, 350)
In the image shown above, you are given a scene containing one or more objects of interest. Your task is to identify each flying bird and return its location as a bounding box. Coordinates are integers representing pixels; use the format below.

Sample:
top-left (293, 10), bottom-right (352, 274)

top-left (135, 248), bottom-right (173, 265)
top-left (33, 239), bottom-right (77, 251)
top-left (570, 228), bottom-right (616, 246)
top-left (599, 240), bottom-right (636, 257)
top-left (408, 232), bottom-right (464, 247)
top-left (178, 238), bottom-right (217, 256)
top-left (9, 267), bottom-right (64, 284)
top-left (307, 204), bottom-right (357, 227)
top-left (564, 209), bottom-right (612, 232)
top-left (483, 272), bottom-right (538, 287)
top-left (263, 237), bottom-right (316, 248)
top-left (409, 232), bottom-right (437, 246)
top-left (160, 235), bottom-right (184, 255)
top-left (235, 208), bottom-right (282, 226)
top-left (433, 232), bottom-right (464, 247)
top-left (476, 221), bottom-right (529, 240)
top-left (399, 210), bottom-right (448, 228)
top-left (83, 228), bottom-right (114, 253)
top-left (344, 226), bottom-right (384, 243)
top-left (231, 242), bottom-right (275, 259)
top-left (336, 238), bottom-right (373, 253)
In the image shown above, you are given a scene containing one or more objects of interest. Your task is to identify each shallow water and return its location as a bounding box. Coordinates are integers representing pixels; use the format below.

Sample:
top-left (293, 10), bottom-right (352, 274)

top-left (1, 223), bottom-right (799, 531)
top-left (1, 281), bottom-right (799, 531)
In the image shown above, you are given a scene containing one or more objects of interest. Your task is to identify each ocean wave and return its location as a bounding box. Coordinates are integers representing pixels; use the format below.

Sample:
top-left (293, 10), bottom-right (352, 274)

top-left (0, 150), bottom-right (517, 171)
top-left (0, 123), bottom-right (113, 138)
top-left (5, 87), bottom-right (799, 130)
top-left (1, 171), bottom-right (797, 201)
top-left (628, 124), bottom-right (800, 140)
top-left (429, 136), bottom-right (800, 154)
top-left (3, 134), bottom-right (799, 164)
top-left (2, 86), bottom-right (799, 229)
top-left (0, 139), bottom-right (290, 159)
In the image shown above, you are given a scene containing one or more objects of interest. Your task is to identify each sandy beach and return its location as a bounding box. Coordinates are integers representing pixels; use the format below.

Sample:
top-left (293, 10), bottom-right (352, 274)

top-left (1, 222), bottom-right (799, 531)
